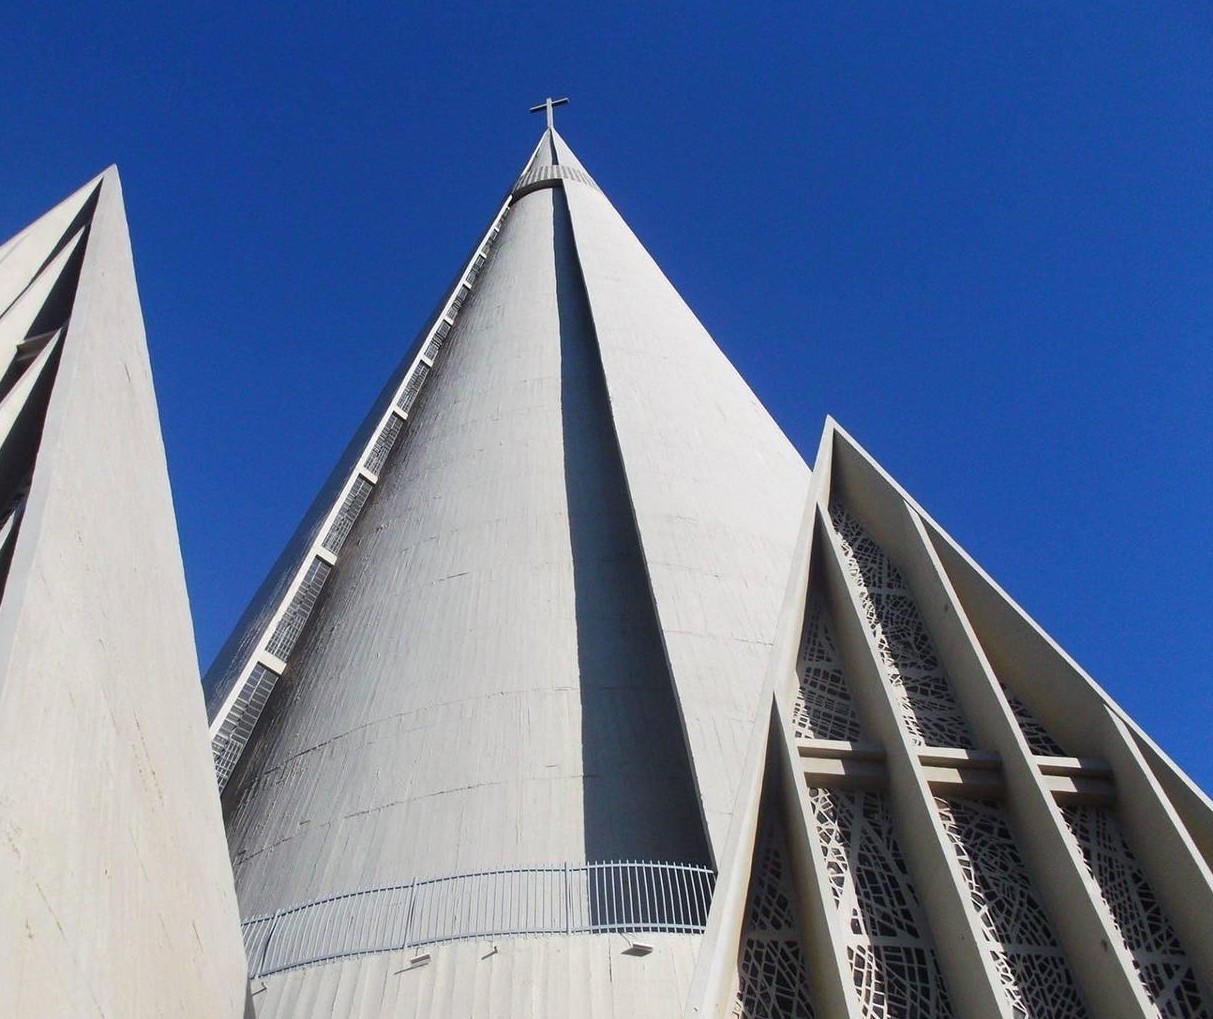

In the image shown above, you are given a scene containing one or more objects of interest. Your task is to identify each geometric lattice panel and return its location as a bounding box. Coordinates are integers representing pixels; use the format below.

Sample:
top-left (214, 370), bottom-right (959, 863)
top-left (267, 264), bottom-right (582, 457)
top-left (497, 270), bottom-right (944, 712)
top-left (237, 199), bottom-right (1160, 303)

top-left (1062, 805), bottom-right (1211, 1018)
top-left (829, 502), bottom-right (975, 749)
top-left (732, 811), bottom-right (817, 1019)
top-left (363, 412), bottom-right (405, 476)
top-left (794, 592), bottom-right (864, 742)
top-left (1001, 682), bottom-right (1067, 757)
top-left (810, 787), bottom-right (954, 1018)
top-left (936, 798), bottom-right (1089, 1018)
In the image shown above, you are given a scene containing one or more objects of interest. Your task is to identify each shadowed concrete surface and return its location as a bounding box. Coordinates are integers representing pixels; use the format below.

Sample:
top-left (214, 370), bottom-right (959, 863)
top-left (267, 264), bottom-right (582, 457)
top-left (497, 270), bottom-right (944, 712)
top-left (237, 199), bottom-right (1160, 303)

top-left (554, 187), bottom-right (712, 867)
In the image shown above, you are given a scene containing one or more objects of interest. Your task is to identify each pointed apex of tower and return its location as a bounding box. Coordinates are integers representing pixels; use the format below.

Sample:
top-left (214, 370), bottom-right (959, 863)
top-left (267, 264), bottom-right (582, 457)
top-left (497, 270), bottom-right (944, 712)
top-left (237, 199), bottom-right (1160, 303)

top-left (523, 96), bottom-right (570, 175)
top-left (521, 129), bottom-right (557, 173)
top-left (514, 109), bottom-right (600, 197)
top-left (549, 127), bottom-right (593, 177)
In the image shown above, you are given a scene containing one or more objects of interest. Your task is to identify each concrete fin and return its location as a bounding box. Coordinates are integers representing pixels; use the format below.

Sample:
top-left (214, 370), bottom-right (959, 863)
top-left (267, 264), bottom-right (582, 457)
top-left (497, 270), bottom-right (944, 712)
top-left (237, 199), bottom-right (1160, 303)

top-left (729, 755), bottom-right (820, 1019)
top-left (0, 169), bottom-right (249, 1017)
top-left (550, 185), bottom-right (711, 867)
top-left (560, 150), bottom-right (811, 859)
top-left (0, 496), bottom-right (22, 596)
top-left (0, 175), bottom-right (101, 314)
top-left (0, 226), bottom-right (87, 375)
top-left (550, 128), bottom-right (591, 175)
top-left (0, 330), bottom-right (61, 506)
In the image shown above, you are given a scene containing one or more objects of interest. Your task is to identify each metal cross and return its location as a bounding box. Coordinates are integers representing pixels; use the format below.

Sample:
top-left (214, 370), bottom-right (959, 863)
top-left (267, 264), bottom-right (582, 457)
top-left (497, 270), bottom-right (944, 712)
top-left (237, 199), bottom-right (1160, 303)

top-left (529, 96), bottom-right (569, 131)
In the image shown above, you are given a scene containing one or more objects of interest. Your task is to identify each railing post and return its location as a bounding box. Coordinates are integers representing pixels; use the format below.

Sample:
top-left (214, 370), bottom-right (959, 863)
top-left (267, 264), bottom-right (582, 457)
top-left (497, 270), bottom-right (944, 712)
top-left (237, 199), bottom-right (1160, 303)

top-left (257, 909), bottom-right (283, 980)
top-left (564, 862), bottom-right (572, 934)
top-left (401, 877), bottom-right (418, 952)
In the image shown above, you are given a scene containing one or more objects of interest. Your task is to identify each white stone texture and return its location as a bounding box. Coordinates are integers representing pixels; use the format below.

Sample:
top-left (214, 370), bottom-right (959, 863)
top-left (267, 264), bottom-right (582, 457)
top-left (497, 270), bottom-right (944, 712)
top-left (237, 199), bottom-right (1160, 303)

top-left (248, 933), bottom-right (702, 1018)
top-left (0, 171), bottom-right (248, 1017)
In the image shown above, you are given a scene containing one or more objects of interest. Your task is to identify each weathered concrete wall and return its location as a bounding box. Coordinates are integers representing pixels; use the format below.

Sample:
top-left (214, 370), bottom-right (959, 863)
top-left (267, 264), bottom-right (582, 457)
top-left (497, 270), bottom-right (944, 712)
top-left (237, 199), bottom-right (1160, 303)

top-left (249, 933), bottom-right (702, 1019)
top-left (0, 171), bottom-right (248, 1018)
top-left (221, 129), bottom-right (809, 1016)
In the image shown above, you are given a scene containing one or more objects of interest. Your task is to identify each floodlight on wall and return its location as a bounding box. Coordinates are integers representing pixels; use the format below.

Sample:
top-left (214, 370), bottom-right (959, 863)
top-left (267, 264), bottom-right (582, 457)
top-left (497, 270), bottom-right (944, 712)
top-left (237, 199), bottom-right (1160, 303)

top-left (621, 933), bottom-right (654, 956)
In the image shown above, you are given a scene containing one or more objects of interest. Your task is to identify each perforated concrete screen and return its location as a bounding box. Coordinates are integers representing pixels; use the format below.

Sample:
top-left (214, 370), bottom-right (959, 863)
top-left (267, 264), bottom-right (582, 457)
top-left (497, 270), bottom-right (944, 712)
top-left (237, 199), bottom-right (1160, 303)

top-left (693, 421), bottom-right (1213, 1019)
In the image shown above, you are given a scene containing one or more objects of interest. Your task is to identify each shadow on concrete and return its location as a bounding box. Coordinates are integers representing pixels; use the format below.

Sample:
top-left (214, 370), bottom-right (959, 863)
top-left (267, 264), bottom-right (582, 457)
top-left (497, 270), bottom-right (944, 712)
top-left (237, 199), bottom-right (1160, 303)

top-left (553, 188), bottom-right (712, 872)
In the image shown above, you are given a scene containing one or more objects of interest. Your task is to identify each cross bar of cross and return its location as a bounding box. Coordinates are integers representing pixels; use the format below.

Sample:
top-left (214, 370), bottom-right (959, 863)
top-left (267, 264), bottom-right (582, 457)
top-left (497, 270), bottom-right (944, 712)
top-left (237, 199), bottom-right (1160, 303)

top-left (529, 96), bottom-right (570, 131)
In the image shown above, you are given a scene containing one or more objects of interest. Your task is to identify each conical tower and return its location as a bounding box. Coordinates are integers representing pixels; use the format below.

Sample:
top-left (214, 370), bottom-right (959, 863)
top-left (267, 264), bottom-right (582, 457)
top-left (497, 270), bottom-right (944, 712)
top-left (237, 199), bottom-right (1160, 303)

top-left (0, 172), bottom-right (247, 1017)
top-left (208, 119), bottom-right (810, 1013)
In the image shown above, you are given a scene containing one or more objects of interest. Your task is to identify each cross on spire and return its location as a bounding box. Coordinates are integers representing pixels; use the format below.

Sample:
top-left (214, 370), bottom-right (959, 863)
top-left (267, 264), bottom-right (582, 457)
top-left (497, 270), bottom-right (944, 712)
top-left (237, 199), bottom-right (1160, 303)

top-left (529, 96), bottom-right (569, 131)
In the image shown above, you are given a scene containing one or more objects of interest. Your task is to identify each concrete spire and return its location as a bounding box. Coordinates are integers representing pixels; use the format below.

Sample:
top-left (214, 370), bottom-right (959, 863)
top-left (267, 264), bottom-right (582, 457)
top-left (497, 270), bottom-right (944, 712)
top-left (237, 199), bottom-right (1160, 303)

top-left (209, 125), bottom-right (809, 1015)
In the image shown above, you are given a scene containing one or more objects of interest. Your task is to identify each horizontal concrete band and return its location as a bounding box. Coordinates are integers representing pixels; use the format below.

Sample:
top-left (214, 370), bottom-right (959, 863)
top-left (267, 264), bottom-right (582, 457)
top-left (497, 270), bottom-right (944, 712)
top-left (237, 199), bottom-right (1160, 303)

top-left (512, 163), bottom-right (600, 197)
top-left (243, 860), bottom-right (716, 978)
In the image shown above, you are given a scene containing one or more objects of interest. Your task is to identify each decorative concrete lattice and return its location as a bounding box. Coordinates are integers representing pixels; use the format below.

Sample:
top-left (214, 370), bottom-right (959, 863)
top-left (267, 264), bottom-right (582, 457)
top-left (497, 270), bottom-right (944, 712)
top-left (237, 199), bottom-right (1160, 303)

top-left (794, 594), bottom-right (864, 741)
top-left (1062, 805), bottom-right (1210, 1018)
top-left (830, 502), bottom-right (974, 749)
top-left (936, 798), bottom-right (1089, 1018)
top-left (810, 787), bottom-right (953, 1018)
top-left (732, 814), bottom-right (816, 1019)
top-left (1000, 682), bottom-right (1067, 756)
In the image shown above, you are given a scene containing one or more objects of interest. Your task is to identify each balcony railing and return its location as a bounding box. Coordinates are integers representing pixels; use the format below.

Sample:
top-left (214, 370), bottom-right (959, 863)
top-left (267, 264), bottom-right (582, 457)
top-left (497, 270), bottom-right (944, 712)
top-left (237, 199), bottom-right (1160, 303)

top-left (242, 859), bottom-right (716, 979)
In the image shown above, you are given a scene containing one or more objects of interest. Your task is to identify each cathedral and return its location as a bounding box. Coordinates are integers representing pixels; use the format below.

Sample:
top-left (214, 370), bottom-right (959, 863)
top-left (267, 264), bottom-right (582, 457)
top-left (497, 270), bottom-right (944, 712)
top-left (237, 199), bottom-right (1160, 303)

top-left (1, 109), bottom-right (1210, 1018)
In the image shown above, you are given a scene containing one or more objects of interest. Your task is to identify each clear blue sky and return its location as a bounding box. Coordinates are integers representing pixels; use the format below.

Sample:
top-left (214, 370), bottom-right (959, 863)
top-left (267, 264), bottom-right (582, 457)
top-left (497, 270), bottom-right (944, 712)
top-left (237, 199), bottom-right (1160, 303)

top-left (4, 5), bottom-right (1211, 789)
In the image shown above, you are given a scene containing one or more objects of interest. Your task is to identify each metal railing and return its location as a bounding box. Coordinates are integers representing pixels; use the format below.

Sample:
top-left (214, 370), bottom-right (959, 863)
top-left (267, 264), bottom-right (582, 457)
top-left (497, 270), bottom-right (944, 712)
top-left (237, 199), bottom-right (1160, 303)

top-left (242, 860), bottom-right (716, 978)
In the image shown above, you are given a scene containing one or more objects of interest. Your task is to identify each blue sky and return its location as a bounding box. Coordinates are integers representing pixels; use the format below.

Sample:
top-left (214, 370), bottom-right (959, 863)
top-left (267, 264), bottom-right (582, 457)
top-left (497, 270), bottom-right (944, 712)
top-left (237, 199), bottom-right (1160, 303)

top-left (4, 5), bottom-right (1211, 789)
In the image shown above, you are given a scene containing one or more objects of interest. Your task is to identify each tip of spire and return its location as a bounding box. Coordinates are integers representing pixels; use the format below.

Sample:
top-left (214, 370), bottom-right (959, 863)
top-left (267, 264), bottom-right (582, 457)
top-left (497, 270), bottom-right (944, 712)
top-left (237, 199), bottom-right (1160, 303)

top-left (514, 98), bottom-right (599, 197)
top-left (523, 97), bottom-right (569, 172)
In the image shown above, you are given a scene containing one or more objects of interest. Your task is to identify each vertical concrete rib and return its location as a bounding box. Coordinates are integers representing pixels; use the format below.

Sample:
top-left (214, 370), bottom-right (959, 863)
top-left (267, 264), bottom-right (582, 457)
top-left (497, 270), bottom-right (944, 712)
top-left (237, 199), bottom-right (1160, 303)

top-left (1096, 707), bottom-right (1213, 995)
top-left (815, 450), bottom-right (1011, 1018)
top-left (552, 186), bottom-right (710, 866)
top-left (559, 134), bottom-right (811, 858)
top-left (773, 688), bottom-right (866, 1019)
top-left (767, 449), bottom-right (864, 1019)
top-left (923, 506), bottom-right (1213, 1001)
top-left (891, 496), bottom-right (1150, 1017)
